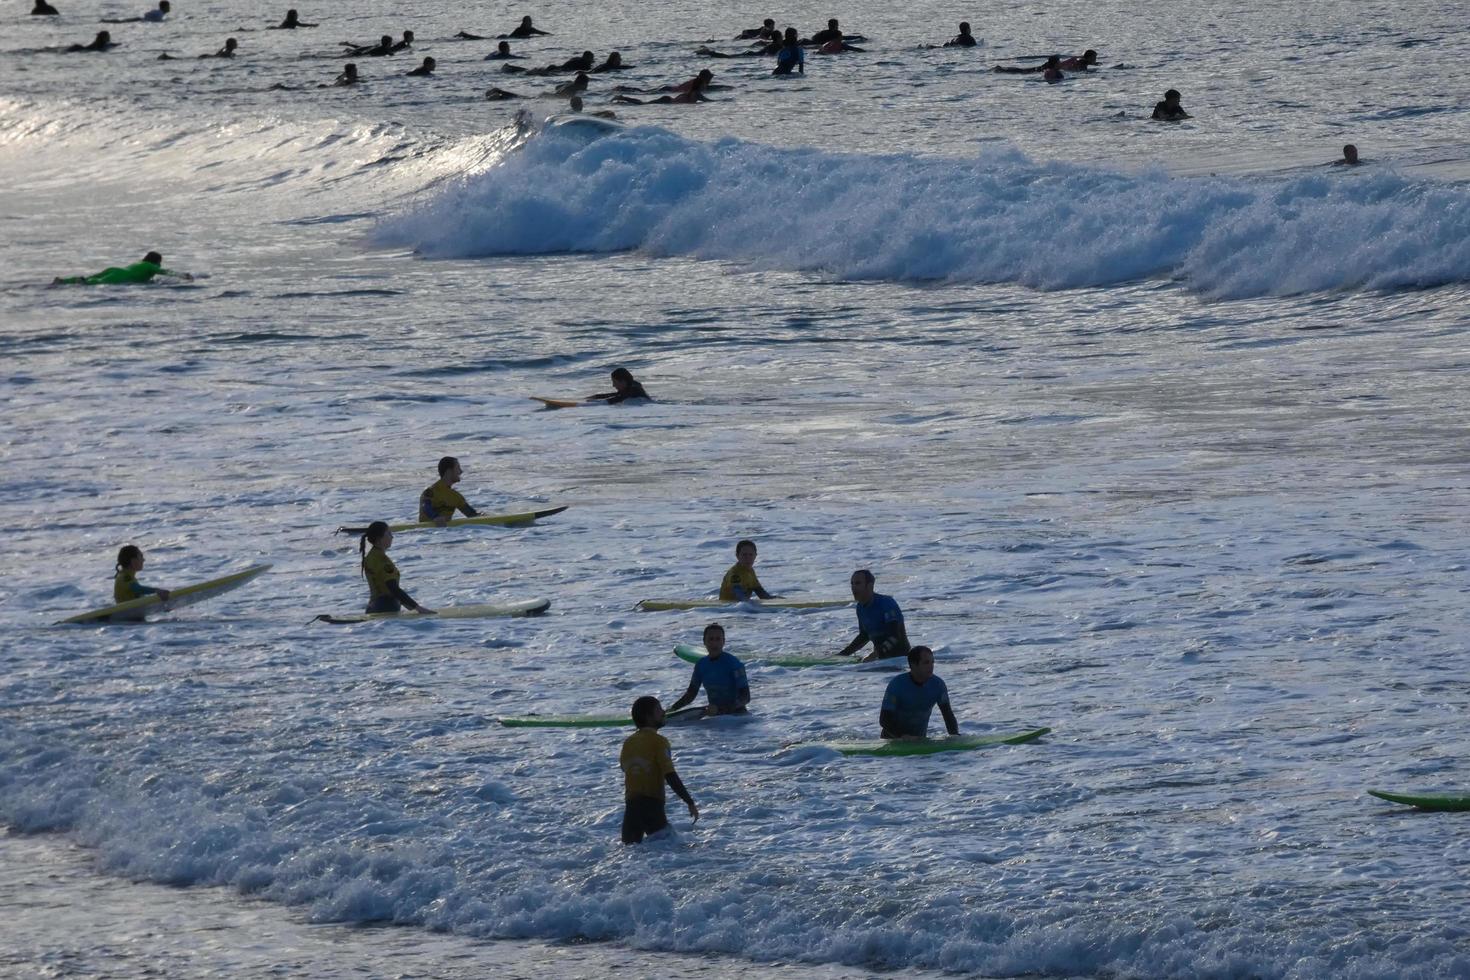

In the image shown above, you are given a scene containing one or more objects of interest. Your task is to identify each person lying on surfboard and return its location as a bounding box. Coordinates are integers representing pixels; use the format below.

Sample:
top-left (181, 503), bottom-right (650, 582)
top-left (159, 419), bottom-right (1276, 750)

top-left (838, 568), bottom-right (910, 661)
top-left (360, 521), bottom-right (434, 614)
top-left (52, 250), bottom-right (191, 285)
top-left (419, 456), bottom-right (481, 525)
top-left (880, 646), bottom-right (959, 739)
top-left (668, 623), bottom-right (750, 716)
top-left (720, 539), bottom-right (775, 601)
top-left (620, 695), bottom-right (699, 843)
top-left (587, 366), bottom-right (650, 403)
top-left (114, 545), bottom-right (171, 603)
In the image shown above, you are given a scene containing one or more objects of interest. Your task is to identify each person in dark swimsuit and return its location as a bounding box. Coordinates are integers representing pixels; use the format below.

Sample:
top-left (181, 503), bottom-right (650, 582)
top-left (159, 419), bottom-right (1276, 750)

top-left (501, 15), bottom-right (550, 38)
top-left (943, 22), bottom-right (977, 47)
top-left (406, 56), bottom-right (435, 76)
top-left (1151, 88), bottom-right (1190, 120)
top-left (587, 367), bottom-right (651, 402)
top-left (270, 9), bottom-right (316, 28)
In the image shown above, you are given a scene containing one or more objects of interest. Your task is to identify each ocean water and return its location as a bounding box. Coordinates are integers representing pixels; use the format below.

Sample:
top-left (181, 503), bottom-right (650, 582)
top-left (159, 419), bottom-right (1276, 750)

top-left (3, 0), bottom-right (1470, 976)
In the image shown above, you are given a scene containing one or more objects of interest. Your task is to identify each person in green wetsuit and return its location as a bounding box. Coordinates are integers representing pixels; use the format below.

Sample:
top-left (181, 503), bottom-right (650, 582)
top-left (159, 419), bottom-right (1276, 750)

top-left (114, 545), bottom-right (172, 604)
top-left (53, 251), bottom-right (191, 285)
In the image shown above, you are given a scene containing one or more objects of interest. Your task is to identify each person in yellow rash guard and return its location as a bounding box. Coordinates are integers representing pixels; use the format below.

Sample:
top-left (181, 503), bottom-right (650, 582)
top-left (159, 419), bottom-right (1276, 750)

top-left (719, 538), bottom-right (775, 601)
top-left (53, 251), bottom-right (192, 285)
top-left (419, 456), bottom-right (481, 525)
top-left (359, 521), bottom-right (434, 614)
top-left (113, 544), bottom-right (172, 603)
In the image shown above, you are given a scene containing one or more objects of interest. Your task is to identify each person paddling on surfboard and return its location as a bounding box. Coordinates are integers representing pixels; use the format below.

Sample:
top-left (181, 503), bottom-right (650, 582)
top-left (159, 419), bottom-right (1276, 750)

top-left (52, 251), bottom-right (191, 285)
top-left (838, 568), bottom-right (910, 661)
top-left (360, 521), bottom-right (434, 614)
top-left (668, 623), bottom-right (751, 716)
top-left (587, 366), bottom-right (650, 403)
top-left (880, 646), bottom-right (959, 740)
top-left (419, 456), bottom-right (480, 525)
top-left (720, 539), bottom-right (775, 601)
top-left (620, 695), bottom-right (699, 843)
top-left (114, 545), bottom-right (172, 604)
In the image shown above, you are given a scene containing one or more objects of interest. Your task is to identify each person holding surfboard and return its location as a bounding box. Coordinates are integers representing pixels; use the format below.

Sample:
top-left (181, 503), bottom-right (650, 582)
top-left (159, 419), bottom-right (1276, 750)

top-left (719, 539), bottom-right (775, 601)
top-left (360, 522), bottom-right (434, 614)
top-left (588, 366), bottom-right (649, 403)
top-left (838, 569), bottom-right (910, 661)
top-left (668, 623), bottom-right (751, 716)
top-left (114, 545), bottom-right (171, 604)
top-left (418, 456), bottom-right (480, 525)
top-left (620, 695), bottom-right (699, 843)
top-left (880, 646), bottom-right (959, 740)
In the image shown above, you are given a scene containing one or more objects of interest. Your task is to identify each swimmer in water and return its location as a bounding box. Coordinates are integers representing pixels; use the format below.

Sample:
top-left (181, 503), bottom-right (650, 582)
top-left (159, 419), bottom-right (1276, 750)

top-left (32, 0), bottom-right (59, 14)
top-left (485, 86), bottom-right (522, 99)
top-left (587, 366), bottom-right (650, 402)
top-left (943, 22), bottom-right (977, 47)
top-left (391, 30), bottom-right (414, 52)
top-left (816, 37), bottom-right (864, 53)
top-left (591, 51), bottom-right (631, 71)
top-left (501, 15), bottom-right (550, 39)
top-left (806, 18), bottom-right (844, 45)
top-left (342, 35), bottom-right (393, 57)
top-left (103, 0), bottom-right (167, 22)
top-left (52, 251), bottom-right (190, 285)
top-left (1058, 49), bottom-right (1098, 70)
top-left (199, 37), bottom-right (238, 58)
top-left (270, 8), bottom-right (316, 28)
top-left (502, 50), bottom-right (595, 74)
top-left (483, 41), bottom-right (522, 59)
top-left (993, 53), bottom-right (1060, 74)
top-left (406, 55), bottom-right (435, 76)
top-left (66, 30), bottom-right (117, 51)
top-left (552, 71), bottom-right (589, 96)
top-left (735, 18), bottom-right (777, 40)
top-left (773, 34), bottom-right (804, 74)
top-left (327, 62), bottom-right (359, 85)
top-left (568, 95), bottom-right (617, 119)
top-left (1336, 143), bottom-right (1360, 166)
top-left (1151, 88), bottom-right (1190, 120)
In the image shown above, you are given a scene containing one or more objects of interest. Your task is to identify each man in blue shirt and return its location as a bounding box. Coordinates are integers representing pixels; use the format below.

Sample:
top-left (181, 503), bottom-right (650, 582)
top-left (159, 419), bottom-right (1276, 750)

top-left (838, 569), bottom-right (910, 661)
top-left (669, 623), bottom-right (751, 716)
top-left (880, 646), bottom-right (959, 739)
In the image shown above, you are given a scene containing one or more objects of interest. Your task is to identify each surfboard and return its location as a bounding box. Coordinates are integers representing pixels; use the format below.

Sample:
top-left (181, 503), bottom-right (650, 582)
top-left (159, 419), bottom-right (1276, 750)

top-left (498, 706), bottom-right (704, 728)
top-left (337, 506), bottom-right (567, 535)
top-left (1368, 790), bottom-right (1470, 812)
top-left (56, 563), bottom-right (272, 625)
top-left (315, 598), bottom-right (550, 624)
top-left (673, 644), bottom-right (858, 669)
top-left (808, 727), bottom-right (1052, 757)
top-left (638, 598), bottom-right (850, 612)
top-left (530, 397), bottom-right (585, 409)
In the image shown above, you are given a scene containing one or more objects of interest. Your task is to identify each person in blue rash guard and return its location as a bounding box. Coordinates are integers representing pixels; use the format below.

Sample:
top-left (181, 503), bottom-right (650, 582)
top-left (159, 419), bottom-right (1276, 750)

top-left (669, 623), bottom-right (750, 716)
top-left (837, 568), bottom-right (910, 661)
top-left (880, 646), bottom-right (959, 739)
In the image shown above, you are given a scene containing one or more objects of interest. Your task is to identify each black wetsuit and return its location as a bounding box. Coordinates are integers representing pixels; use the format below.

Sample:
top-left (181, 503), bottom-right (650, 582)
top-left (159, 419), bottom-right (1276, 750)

top-left (590, 381), bottom-right (650, 403)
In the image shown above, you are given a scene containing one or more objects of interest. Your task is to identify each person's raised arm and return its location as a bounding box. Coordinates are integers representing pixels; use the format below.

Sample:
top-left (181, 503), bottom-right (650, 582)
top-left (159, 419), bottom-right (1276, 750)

top-left (665, 771), bottom-right (698, 820)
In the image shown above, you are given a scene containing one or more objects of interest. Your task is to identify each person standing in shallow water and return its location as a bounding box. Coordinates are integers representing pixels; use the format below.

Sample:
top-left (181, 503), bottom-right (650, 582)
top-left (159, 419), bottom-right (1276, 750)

top-left (359, 522), bottom-right (433, 614)
top-left (620, 695), bottom-right (699, 843)
top-left (879, 646), bottom-right (960, 739)
top-left (838, 568), bottom-right (910, 661)
top-left (114, 545), bottom-right (172, 604)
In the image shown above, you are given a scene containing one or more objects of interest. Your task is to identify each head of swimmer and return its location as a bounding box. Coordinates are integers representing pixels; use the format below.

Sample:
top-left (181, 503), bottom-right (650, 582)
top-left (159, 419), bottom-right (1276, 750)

top-left (850, 568), bottom-right (875, 603)
top-left (631, 694), bottom-right (666, 729)
top-left (142, 250), bottom-right (163, 265)
top-left (907, 645), bottom-right (935, 683)
top-left (703, 622), bottom-right (726, 657)
top-left (610, 366), bottom-right (635, 392)
top-left (1342, 144), bottom-right (1359, 164)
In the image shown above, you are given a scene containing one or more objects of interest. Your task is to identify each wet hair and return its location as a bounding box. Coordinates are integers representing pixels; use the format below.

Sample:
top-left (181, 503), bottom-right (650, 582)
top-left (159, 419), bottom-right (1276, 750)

top-left (735, 539), bottom-right (757, 556)
top-left (1083, 49), bottom-right (1097, 60)
top-left (403, 30), bottom-right (414, 40)
top-left (631, 695), bottom-right (661, 727)
top-left (143, 251), bottom-right (162, 264)
top-left (421, 56), bottom-right (434, 68)
top-left (703, 622), bottom-right (725, 640)
top-left (437, 456), bottom-right (458, 476)
top-left (852, 568), bottom-right (875, 585)
top-left (959, 21), bottom-right (970, 31)
top-left (827, 18), bottom-right (838, 28)
top-left (116, 545), bottom-right (142, 571)
top-left (907, 645), bottom-right (933, 666)
top-left (359, 520), bottom-right (389, 576)
top-left (159, 0), bottom-right (169, 9)
top-left (1165, 88), bottom-right (1181, 100)
top-left (610, 367), bottom-right (634, 383)
top-left (763, 18), bottom-right (774, 26)
top-left (497, 41), bottom-right (510, 51)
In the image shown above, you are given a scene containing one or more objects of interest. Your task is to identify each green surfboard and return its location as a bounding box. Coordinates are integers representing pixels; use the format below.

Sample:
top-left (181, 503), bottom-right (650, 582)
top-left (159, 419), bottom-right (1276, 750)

top-left (56, 563), bottom-right (272, 625)
top-left (315, 598), bottom-right (550, 624)
top-left (337, 506), bottom-right (567, 535)
top-left (1368, 790), bottom-right (1470, 812)
top-left (498, 706), bottom-right (705, 728)
top-left (674, 644), bottom-right (861, 669)
top-left (808, 727), bottom-right (1052, 757)
top-left (638, 597), bottom-right (849, 612)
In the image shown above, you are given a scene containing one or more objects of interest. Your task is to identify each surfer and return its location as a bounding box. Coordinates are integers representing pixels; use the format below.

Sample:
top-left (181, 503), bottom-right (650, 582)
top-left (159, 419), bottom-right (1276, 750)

top-left (270, 9), bottom-right (316, 28)
top-left (992, 54), bottom-right (1061, 74)
top-left (405, 55), bottom-right (435, 76)
top-left (1059, 49), bottom-right (1098, 70)
top-left (502, 15), bottom-right (550, 38)
top-left (567, 95), bottom-right (616, 118)
top-left (588, 367), bottom-right (650, 403)
top-left (102, 0), bottom-right (167, 22)
top-left (943, 22), bottom-right (977, 47)
top-left (1336, 144), bottom-right (1360, 166)
top-left (485, 86), bottom-right (521, 99)
top-left (391, 30), bottom-right (414, 52)
top-left (735, 18), bottom-right (777, 39)
top-left (484, 41), bottom-right (522, 59)
top-left (806, 18), bottom-right (852, 45)
top-left (552, 71), bottom-right (590, 96)
top-left (1151, 88), bottom-right (1190, 120)
top-left (773, 34), bottom-right (804, 74)
top-left (591, 51), bottom-right (630, 72)
top-left (879, 646), bottom-right (959, 739)
top-left (837, 569), bottom-right (910, 661)
top-left (114, 545), bottom-right (172, 604)
top-left (502, 50), bottom-right (594, 74)
top-left (720, 540), bottom-right (775, 601)
top-left (612, 70), bottom-right (716, 104)
top-left (669, 623), bottom-right (751, 716)
top-left (200, 38), bottom-right (238, 58)
top-left (52, 251), bottom-right (190, 285)
top-left (343, 35), bottom-right (393, 57)
top-left (66, 31), bottom-right (118, 52)
top-left (419, 456), bottom-right (480, 525)
top-left (359, 521), bottom-right (433, 614)
top-left (328, 63), bottom-right (358, 85)
top-left (32, 0), bottom-right (60, 15)
top-left (620, 695), bottom-right (699, 843)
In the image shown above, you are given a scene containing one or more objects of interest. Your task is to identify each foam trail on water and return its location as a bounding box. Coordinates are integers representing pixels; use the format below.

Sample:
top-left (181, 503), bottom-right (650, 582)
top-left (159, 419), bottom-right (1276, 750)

top-left (378, 124), bottom-right (1470, 299)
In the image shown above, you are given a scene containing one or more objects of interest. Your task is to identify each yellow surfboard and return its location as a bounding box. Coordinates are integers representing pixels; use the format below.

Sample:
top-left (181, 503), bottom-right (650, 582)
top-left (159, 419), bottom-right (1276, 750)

top-left (57, 563), bottom-right (272, 625)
